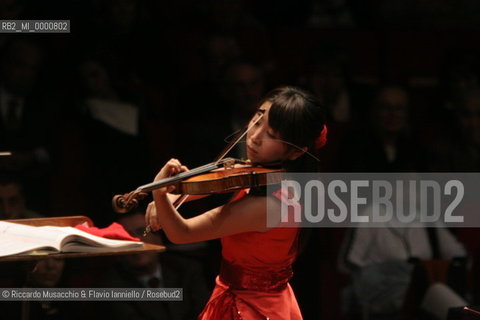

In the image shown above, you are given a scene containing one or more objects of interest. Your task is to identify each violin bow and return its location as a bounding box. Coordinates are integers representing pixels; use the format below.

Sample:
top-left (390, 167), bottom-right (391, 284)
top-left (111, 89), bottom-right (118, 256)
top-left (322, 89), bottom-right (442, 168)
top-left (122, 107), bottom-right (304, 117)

top-left (214, 112), bottom-right (264, 164)
top-left (141, 113), bottom-right (265, 235)
top-left (172, 112), bottom-right (265, 209)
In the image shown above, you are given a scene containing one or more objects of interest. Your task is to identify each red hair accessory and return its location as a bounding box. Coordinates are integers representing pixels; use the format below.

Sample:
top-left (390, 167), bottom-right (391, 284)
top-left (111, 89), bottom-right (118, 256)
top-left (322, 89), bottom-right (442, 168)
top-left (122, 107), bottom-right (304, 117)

top-left (315, 125), bottom-right (328, 149)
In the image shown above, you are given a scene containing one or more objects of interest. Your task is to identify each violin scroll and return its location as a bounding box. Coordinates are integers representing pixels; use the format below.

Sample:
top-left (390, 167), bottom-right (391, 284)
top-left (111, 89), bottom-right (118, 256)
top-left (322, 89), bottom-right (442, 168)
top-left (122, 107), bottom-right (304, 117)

top-left (112, 190), bottom-right (149, 213)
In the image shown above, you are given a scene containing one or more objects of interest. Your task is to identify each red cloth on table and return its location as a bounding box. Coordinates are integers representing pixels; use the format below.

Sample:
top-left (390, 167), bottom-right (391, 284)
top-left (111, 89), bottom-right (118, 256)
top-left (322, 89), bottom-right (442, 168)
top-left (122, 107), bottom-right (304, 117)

top-left (74, 222), bottom-right (140, 241)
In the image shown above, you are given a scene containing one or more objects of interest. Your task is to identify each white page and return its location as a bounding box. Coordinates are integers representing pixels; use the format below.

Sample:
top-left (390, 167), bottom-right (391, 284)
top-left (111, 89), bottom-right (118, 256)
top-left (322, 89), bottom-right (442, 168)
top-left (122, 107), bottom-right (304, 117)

top-left (0, 222), bottom-right (143, 257)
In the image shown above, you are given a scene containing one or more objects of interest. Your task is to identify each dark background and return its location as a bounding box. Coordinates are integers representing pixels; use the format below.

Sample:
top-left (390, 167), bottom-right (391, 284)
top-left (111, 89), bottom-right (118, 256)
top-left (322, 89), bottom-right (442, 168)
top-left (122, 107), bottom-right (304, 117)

top-left (2, 1), bottom-right (480, 319)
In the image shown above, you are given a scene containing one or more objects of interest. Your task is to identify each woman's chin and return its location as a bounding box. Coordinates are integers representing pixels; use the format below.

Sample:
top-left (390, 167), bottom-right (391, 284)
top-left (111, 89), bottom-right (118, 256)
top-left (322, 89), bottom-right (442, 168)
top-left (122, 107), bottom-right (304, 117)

top-left (246, 151), bottom-right (256, 162)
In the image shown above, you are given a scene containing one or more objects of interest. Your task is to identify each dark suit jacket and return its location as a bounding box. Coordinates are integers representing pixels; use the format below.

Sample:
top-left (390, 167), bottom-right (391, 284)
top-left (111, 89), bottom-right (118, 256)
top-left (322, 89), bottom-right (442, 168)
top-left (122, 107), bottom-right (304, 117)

top-left (93, 253), bottom-right (210, 320)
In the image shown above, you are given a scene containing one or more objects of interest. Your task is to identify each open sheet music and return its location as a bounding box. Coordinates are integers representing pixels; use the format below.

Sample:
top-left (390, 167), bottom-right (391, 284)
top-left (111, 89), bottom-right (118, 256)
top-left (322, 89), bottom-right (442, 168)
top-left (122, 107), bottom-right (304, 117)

top-left (0, 221), bottom-right (143, 257)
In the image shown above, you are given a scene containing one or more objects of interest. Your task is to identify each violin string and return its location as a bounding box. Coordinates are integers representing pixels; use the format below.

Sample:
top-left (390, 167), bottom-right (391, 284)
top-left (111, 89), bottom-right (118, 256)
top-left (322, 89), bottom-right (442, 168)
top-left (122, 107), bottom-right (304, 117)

top-left (169, 162), bottom-right (219, 180)
top-left (152, 157), bottom-right (238, 186)
top-left (176, 158), bottom-right (236, 177)
top-left (180, 159), bottom-right (232, 177)
top-left (166, 158), bottom-right (222, 209)
top-left (143, 116), bottom-right (263, 228)
top-left (148, 116), bottom-right (264, 209)
top-left (138, 162), bottom-right (222, 191)
top-left (148, 141), bottom-right (240, 207)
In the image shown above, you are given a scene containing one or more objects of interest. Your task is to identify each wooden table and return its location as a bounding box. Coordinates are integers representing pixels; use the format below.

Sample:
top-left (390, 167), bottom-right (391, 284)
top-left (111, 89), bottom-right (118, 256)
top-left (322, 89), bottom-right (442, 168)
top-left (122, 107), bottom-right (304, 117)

top-left (0, 216), bottom-right (166, 262)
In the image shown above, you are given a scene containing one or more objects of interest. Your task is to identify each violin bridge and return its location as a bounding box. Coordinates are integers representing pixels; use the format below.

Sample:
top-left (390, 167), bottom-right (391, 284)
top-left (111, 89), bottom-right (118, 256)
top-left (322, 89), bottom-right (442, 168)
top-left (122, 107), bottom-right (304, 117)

top-left (223, 158), bottom-right (236, 170)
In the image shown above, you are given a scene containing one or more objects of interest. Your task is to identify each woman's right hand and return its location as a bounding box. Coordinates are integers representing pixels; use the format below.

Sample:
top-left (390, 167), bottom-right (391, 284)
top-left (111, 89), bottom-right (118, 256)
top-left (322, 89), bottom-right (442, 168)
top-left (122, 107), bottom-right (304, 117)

top-left (145, 201), bottom-right (162, 232)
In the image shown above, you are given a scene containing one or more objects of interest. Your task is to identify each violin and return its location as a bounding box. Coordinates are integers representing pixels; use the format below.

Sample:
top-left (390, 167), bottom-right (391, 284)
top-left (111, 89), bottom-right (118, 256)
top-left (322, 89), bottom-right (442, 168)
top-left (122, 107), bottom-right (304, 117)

top-left (112, 111), bottom-right (282, 214)
top-left (112, 158), bottom-right (284, 213)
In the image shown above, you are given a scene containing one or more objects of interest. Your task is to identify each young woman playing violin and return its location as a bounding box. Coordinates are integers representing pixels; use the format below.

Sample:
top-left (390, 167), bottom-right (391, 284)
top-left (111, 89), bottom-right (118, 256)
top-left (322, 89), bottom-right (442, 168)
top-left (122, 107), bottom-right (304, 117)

top-left (145, 86), bottom-right (327, 320)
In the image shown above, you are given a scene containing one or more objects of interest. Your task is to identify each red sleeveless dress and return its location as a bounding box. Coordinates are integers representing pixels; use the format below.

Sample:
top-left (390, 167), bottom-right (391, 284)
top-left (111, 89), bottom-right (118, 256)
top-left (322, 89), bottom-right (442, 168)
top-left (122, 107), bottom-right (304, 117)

top-left (198, 189), bottom-right (302, 320)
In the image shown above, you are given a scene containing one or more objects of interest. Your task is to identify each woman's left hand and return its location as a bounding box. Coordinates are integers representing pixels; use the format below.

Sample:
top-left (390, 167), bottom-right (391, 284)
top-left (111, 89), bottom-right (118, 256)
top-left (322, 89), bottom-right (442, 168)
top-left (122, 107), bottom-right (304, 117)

top-left (152, 158), bottom-right (189, 196)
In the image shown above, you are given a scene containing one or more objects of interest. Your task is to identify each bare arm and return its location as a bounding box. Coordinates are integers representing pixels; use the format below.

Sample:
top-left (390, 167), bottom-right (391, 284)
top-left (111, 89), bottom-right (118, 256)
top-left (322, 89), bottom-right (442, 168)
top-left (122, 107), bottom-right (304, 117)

top-left (145, 158), bottom-right (281, 243)
top-left (148, 191), bottom-right (281, 244)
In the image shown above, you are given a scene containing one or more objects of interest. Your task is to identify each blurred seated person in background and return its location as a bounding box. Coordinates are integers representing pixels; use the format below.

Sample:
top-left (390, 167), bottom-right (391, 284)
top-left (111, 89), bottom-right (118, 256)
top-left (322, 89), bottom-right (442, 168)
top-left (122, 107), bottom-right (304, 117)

top-left (0, 37), bottom-right (53, 212)
top-left (221, 59), bottom-right (266, 131)
top-left (300, 45), bottom-right (372, 171)
top-left (429, 88), bottom-right (480, 171)
top-left (0, 172), bottom-right (42, 219)
top-left (68, 57), bottom-right (150, 225)
top-left (339, 201), bottom-right (468, 320)
top-left (303, 47), bottom-right (353, 125)
top-left (0, 37), bottom-right (49, 166)
top-left (337, 85), bottom-right (426, 172)
top-left (3, 258), bottom-right (73, 320)
top-left (218, 58), bottom-right (266, 159)
top-left (93, 210), bottom-right (210, 320)
top-left (23, 258), bottom-right (69, 320)
top-left (178, 58), bottom-right (267, 165)
top-left (0, 172), bottom-right (45, 319)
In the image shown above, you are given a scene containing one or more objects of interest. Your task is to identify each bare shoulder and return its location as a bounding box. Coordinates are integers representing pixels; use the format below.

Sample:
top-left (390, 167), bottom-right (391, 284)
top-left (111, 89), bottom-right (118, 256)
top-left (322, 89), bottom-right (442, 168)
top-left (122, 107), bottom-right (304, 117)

top-left (171, 193), bottom-right (286, 242)
top-left (221, 194), bottom-right (283, 232)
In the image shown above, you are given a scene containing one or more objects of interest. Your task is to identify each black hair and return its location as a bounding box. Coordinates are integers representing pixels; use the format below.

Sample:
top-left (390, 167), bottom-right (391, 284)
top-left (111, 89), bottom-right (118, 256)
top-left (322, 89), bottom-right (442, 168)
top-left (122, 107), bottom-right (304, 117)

top-left (259, 87), bottom-right (326, 262)
top-left (261, 86), bottom-right (326, 171)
